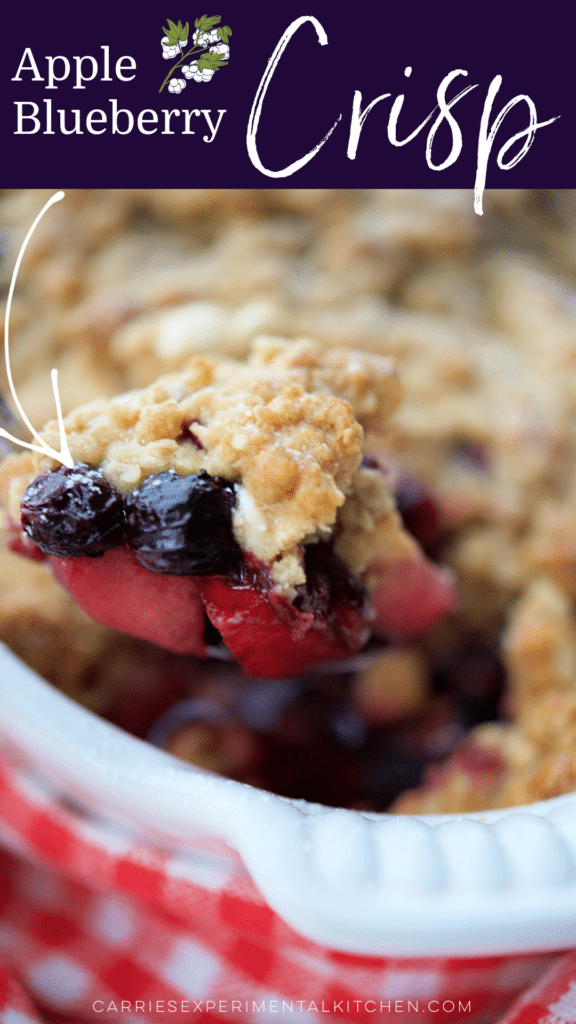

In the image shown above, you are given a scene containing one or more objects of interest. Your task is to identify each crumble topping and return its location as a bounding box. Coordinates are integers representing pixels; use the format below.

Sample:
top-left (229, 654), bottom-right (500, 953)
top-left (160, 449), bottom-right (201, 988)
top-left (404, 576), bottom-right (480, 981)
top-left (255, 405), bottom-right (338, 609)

top-left (1, 337), bottom-right (404, 594)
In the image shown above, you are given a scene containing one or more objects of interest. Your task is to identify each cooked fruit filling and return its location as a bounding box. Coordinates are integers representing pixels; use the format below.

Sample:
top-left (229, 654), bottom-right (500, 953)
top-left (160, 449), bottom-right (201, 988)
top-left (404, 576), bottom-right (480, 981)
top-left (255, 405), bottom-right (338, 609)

top-left (125, 469), bottom-right (240, 575)
top-left (294, 541), bottom-right (366, 623)
top-left (2, 339), bottom-right (457, 677)
top-left (20, 464), bottom-right (125, 558)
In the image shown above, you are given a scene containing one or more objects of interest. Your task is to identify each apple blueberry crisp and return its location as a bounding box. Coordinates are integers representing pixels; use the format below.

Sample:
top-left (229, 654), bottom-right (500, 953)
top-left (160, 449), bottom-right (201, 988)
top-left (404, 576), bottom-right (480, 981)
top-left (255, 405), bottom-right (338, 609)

top-left (3, 187), bottom-right (576, 812)
top-left (1, 338), bottom-right (455, 678)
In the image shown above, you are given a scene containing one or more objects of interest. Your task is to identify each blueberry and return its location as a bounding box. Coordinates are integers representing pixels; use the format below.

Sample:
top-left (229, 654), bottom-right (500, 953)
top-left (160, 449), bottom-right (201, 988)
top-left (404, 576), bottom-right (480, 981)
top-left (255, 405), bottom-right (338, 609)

top-left (360, 455), bottom-right (380, 470)
top-left (125, 470), bottom-right (241, 575)
top-left (394, 476), bottom-right (441, 552)
top-left (450, 439), bottom-right (490, 473)
top-left (20, 464), bottom-right (125, 557)
top-left (294, 541), bottom-right (366, 622)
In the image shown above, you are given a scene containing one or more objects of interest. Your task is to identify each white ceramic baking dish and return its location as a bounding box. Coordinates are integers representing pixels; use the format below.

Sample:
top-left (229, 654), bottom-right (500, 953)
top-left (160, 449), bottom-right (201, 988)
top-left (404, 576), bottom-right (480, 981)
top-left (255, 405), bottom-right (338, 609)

top-left (1, 640), bottom-right (576, 959)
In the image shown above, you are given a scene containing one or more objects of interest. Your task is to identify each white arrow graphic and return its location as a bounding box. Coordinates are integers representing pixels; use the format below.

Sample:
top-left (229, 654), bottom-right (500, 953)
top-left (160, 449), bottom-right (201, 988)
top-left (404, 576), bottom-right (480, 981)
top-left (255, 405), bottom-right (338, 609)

top-left (0, 190), bottom-right (73, 467)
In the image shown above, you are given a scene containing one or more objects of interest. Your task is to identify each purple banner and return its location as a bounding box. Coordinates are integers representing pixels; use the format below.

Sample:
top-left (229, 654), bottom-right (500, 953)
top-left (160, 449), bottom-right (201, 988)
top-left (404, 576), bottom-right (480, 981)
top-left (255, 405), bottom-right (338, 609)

top-left (2, 0), bottom-right (571, 191)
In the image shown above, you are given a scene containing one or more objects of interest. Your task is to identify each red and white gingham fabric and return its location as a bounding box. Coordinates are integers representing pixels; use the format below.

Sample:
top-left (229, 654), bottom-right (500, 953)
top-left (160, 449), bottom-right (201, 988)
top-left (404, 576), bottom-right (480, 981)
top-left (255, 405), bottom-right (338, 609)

top-left (0, 753), bottom-right (571, 1024)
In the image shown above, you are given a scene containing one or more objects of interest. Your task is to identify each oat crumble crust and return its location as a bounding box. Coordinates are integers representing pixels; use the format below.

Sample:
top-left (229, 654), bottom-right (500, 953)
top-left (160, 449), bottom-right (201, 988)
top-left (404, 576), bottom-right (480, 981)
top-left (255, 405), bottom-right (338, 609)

top-left (0, 337), bottom-right (408, 595)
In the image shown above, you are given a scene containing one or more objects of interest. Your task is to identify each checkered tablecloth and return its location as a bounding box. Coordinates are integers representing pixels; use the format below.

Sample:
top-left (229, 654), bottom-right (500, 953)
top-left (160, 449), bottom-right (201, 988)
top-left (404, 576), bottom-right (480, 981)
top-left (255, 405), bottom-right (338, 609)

top-left (0, 754), bottom-right (570, 1024)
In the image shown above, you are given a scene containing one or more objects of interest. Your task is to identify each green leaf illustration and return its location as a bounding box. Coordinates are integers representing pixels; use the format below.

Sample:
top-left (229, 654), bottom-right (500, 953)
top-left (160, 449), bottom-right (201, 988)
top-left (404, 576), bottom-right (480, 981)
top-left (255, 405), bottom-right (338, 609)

top-left (197, 50), bottom-right (226, 70)
top-left (162, 17), bottom-right (189, 44)
top-left (163, 18), bottom-right (180, 42)
top-left (217, 25), bottom-right (231, 41)
top-left (196, 13), bottom-right (221, 31)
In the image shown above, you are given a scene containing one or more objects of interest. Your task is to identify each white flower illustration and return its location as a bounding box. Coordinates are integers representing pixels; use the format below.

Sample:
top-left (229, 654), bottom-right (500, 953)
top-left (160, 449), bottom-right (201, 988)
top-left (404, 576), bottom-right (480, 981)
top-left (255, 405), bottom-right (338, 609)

top-left (161, 34), bottom-right (187, 58)
top-left (160, 19), bottom-right (230, 93)
top-left (162, 37), bottom-right (180, 58)
top-left (209, 42), bottom-right (229, 58)
top-left (182, 61), bottom-right (215, 83)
